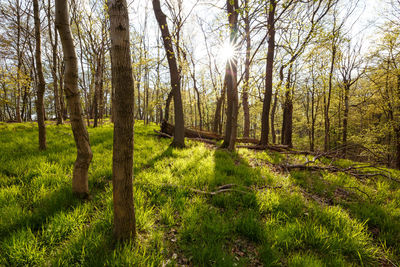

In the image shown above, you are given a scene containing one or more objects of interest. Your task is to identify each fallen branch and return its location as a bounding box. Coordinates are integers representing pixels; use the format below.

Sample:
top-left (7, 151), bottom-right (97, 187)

top-left (154, 129), bottom-right (172, 138)
top-left (134, 182), bottom-right (285, 196)
top-left (279, 163), bottom-right (400, 184)
top-left (341, 186), bottom-right (372, 202)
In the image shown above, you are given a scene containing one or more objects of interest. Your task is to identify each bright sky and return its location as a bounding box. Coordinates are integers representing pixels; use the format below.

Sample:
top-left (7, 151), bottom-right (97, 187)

top-left (351, 0), bottom-right (389, 53)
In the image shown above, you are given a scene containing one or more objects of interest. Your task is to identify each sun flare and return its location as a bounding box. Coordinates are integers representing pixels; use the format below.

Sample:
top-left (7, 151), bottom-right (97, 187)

top-left (220, 41), bottom-right (236, 61)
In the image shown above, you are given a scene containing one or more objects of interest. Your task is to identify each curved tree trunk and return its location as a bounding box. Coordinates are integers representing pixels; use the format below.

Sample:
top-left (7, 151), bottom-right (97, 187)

top-left (152, 0), bottom-right (185, 147)
top-left (108, 0), bottom-right (136, 241)
top-left (33, 0), bottom-right (46, 150)
top-left (55, 0), bottom-right (93, 198)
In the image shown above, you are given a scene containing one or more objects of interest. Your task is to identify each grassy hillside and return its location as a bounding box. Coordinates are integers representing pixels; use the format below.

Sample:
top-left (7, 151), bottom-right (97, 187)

top-left (0, 121), bottom-right (399, 266)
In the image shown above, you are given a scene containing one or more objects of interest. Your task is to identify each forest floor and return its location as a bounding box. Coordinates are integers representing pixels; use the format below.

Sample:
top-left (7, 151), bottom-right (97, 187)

top-left (0, 121), bottom-right (399, 266)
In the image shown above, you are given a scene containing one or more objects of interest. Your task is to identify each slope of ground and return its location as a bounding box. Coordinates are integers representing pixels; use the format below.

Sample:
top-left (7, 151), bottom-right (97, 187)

top-left (0, 121), bottom-right (399, 266)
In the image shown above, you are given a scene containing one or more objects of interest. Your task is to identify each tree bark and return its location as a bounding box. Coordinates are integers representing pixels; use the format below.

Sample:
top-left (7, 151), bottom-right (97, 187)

top-left (55, 0), bottom-right (93, 198)
top-left (16, 0), bottom-right (22, 123)
top-left (213, 79), bottom-right (226, 134)
top-left (221, 0), bottom-right (239, 151)
top-left (47, 0), bottom-right (62, 125)
top-left (342, 83), bottom-right (350, 155)
top-left (108, 0), bottom-right (136, 241)
top-left (153, 0), bottom-right (185, 147)
top-left (33, 0), bottom-right (46, 150)
top-left (260, 0), bottom-right (276, 146)
top-left (242, 0), bottom-right (251, 138)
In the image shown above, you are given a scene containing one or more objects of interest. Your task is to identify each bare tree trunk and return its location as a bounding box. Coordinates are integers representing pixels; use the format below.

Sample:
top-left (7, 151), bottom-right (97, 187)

top-left (324, 44), bottom-right (336, 152)
top-left (396, 126), bottom-right (400, 169)
top-left (153, 0), bottom-right (185, 147)
top-left (93, 53), bottom-right (102, 128)
top-left (260, 0), bottom-right (276, 146)
top-left (242, 0), bottom-right (251, 138)
top-left (108, 0), bottom-right (136, 241)
top-left (270, 89), bottom-right (278, 144)
top-left (33, 0), bottom-right (46, 150)
top-left (213, 80), bottom-right (226, 133)
top-left (281, 90), bottom-right (293, 148)
top-left (56, 0), bottom-right (93, 198)
top-left (342, 84), bottom-right (350, 155)
top-left (221, 0), bottom-right (239, 151)
top-left (48, 0), bottom-right (62, 125)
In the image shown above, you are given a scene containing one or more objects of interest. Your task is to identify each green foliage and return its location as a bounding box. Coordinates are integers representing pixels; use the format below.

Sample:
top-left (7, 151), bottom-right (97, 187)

top-left (0, 121), bottom-right (399, 266)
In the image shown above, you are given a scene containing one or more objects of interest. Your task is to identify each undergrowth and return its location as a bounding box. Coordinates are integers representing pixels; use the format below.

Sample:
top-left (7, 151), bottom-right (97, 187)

top-left (0, 121), bottom-right (399, 266)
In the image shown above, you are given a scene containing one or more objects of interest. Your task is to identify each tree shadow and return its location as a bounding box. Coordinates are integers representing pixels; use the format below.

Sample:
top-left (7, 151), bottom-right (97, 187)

top-left (173, 148), bottom-right (271, 266)
top-left (0, 184), bottom-right (83, 241)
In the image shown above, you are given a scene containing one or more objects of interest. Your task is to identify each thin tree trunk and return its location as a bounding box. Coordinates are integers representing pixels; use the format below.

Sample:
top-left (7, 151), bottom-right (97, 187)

top-left (342, 83), bottom-right (350, 155)
top-left (242, 0), bottom-right (252, 138)
top-left (325, 44), bottom-right (336, 152)
top-left (108, 0), bottom-right (136, 241)
top-left (33, 0), bottom-right (46, 150)
top-left (93, 53), bottom-right (102, 128)
top-left (48, 0), bottom-right (62, 125)
top-left (260, 0), bottom-right (276, 146)
top-left (56, 0), bottom-right (93, 198)
top-left (213, 79), bottom-right (226, 133)
top-left (270, 89), bottom-right (278, 144)
top-left (153, 0), bottom-right (185, 147)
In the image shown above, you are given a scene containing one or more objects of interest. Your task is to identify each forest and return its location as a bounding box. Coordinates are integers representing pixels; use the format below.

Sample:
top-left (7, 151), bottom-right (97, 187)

top-left (0, 0), bottom-right (400, 266)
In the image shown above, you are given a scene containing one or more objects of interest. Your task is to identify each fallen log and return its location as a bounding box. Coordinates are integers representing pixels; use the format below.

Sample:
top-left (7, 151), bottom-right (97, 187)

top-left (154, 129), bottom-right (217, 145)
top-left (161, 121), bottom-right (222, 140)
top-left (236, 144), bottom-right (290, 152)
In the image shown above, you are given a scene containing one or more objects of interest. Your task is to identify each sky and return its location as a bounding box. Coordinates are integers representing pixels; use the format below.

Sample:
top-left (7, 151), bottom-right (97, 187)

top-left (350, 0), bottom-right (389, 53)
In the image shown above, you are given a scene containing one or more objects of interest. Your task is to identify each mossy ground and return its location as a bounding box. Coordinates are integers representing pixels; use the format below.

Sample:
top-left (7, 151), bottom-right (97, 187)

top-left (0, 121), bottom-right (399, 266)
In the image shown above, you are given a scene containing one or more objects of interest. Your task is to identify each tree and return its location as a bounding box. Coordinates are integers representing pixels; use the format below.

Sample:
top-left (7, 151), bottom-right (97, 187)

top-left (55, 0), bottom-right (93, 198)
top-left (46, 0), bottom-right (63, 125)
top-left (153, 0), bottom-right (185, 148)
top-left (221, 0), bottom-right (239, 151)
top-left (33, 0), bottom-right (46, 150)
top-left (338, 42), bottom-right (363, 155)
top-left (108, 0), bottom-right (136, 240)
top-left (259, 0), bottom-right (276, 146)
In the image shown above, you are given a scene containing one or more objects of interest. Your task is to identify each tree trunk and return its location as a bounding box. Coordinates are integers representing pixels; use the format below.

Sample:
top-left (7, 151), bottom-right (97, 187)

top-left (48, 0), bottom-right (62, 125)
top-left (33, 0), bottom-right (46, 150)
top-left (281, 90), bottom-right (293, 148)
top-left (260, 0), bottom-right (276, 146)
top-left (324, 44), bottom-right (336, 152)
top-left (242, 0), bottom-right (251, 138)
top-left (93, 53), bottom-right (102, 128)
top-left (108, 0), bottom-right (136, 241)
top-left (153, 0), bottom-right (185, 148)
top-left (56, 0), bottom-right (93, 198)
top-left (342, 83), bottom-right (350, 155)
top-left (270, 89), bottom-right (278, 144)
top-left (396, 126), bottom-right (400, 169)
top-left (221, 0), bottom-right (239, 151)
top-left (213, 79), bottom-right (226, 134)
top-left (16, 0), bottom-right (22, 123)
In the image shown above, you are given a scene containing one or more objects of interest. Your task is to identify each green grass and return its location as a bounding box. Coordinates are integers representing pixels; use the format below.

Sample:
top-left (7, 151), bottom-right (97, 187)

top-left (0, 121), bottom-right (399, 266)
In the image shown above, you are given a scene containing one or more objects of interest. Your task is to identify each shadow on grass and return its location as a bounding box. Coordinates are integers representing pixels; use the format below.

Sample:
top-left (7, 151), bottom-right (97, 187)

top-left (175, 148), bottom-right (270, 266)
top-left (0, 184), bottom-right (83, 243)
top-left (291, 170), bottom-right (400, 263)
top-left (135, 146), bottom-right (174, 175)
